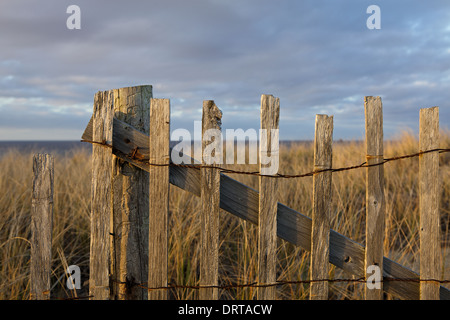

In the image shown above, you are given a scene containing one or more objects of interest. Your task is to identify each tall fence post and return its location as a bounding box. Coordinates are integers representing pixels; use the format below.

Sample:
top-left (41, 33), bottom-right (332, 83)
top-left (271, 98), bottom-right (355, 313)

top-left (419, 106), bottom-right (441, 300)
top-left (200, 100), bottom-right (222, 300)
top-left (257, 94), bottom-right (280, 300)
top-left (310, 115), bottom-right (333, 300)
top-left (364, 96), bottom-right (385, 300)
top-left (90, 85), bottom-right (152, 300)
top-left (111, 86), bottom-right (152, 300)
top-left (30, 154), bottom-right (54, 300)
top-left (90, 90), bottom-right (114, 300)
top-left (148, 98), bottom-right (171, 300)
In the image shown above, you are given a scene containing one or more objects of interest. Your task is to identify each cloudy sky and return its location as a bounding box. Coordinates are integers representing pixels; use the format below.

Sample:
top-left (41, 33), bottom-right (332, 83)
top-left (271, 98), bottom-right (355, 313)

top-left (1, 0), bottom-right (449, 141)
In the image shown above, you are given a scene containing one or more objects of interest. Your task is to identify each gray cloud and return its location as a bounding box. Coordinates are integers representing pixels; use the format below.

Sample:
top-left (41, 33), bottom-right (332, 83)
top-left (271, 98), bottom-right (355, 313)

top-left (0, 0), bottom-right (449, 140)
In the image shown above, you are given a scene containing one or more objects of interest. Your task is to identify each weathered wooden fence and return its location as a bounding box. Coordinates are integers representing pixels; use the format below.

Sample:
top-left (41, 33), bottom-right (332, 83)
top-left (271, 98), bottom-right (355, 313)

top-left (29, 85), bottom-right (449, 300)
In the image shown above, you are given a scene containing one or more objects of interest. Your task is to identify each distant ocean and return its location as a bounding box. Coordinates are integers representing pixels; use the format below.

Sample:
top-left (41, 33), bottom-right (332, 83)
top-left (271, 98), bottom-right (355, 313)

top-left (0, 140), bottom-right (317, 154)
top-left (0, 140), bottom-right (344, 161)
top-left (0, 141), bottom-right (91, 156)
top-left (0, 140), bottom-right (362, 157)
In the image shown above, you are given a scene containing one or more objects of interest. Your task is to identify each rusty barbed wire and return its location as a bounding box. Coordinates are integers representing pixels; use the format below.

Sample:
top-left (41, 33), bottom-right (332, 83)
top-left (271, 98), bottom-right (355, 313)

top-left (81, 139), bottom-right (450, 178)
top-left (123, 277), bottom-right (450, 292)
top-left (54, 276), bottom-right (450, 300)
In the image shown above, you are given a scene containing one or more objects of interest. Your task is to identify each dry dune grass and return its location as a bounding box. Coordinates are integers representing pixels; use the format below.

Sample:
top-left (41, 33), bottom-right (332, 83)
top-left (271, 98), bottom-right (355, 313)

top-left (0, 131), bottom-right (449, 300)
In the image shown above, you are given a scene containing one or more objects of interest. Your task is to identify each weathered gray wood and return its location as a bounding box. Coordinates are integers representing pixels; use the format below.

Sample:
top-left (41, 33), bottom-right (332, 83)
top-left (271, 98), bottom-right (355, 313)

top-left (310, 115), bottom-right (333, 300)
top-left (90, 90), bottom-right (114, 300)
top-left (364, 96), bottom-right (385, 300)
top-left (81, 116), bottom-right (450, 300)
top-left (419, 107), bottom-right (441, 300)
top-left (200, 100), bottom-right (222, 300)
top-left (148, 99), bottom-right (170, 300)
top-left (30, 154), bottom-right (54, 300)
top-left (112, 118), bottom-right (150, 162)
top-left (81, 115), bottom-right (93, 141)
top-left (111, 85), bottom-right (152, 300)
top-left (258, 94), bottom-right (280, 300)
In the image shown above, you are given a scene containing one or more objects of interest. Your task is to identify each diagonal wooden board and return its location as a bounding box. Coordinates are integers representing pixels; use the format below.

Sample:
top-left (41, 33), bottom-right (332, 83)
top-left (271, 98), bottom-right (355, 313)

top-left (82, 116), bottom-right (450, 300)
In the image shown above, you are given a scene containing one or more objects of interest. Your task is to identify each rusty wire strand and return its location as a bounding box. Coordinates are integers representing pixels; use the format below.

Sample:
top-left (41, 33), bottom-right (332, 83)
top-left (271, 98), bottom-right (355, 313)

top-left (54, 277), bottom-right (450, 300)
top-left (81, 139), bottom-right (450, 178)
top-left (118, 277), bottom-right (450, 292)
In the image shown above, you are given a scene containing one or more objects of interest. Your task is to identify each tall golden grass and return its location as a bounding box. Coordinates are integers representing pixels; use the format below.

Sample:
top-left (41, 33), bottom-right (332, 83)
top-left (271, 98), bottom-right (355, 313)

top-left (0, 131), bottom-right (449, 300)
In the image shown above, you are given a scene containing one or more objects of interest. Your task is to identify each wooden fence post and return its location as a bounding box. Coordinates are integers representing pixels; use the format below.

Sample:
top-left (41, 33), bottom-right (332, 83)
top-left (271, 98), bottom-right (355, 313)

top-left (90, 85), bottom-right (152, 300)
top-left (310, 115), bottom-right (333, 300)
top-left (419, 106), bottom-right (441, 300)
top-left (200, 100), bottom-right (222, 300)
top-left (90, 90), bottom-right (114, 300)
top-left (148, 98), bottom-right (171, 300)
top-left (30, 154), bottom-right (54, 300)
top-left (364, 96), bottom-right (385, 300)
top-left (257, 94), bottom-right (280, 300)
top-left (111, 86), bottom-right (152, 300)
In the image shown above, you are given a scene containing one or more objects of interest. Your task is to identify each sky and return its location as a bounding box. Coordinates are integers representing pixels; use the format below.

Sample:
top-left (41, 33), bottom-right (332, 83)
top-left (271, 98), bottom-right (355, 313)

top-left (0, 0), bottom-right (449, 141)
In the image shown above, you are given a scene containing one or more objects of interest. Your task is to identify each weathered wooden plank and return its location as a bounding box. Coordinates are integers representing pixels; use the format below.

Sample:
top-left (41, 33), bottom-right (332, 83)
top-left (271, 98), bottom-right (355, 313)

top-left (258, 94), bottom-right (280, 300)
top-left (30, 154), bottom-right (54, 300)
top-left (364, 96), bottom-right (385, 300)
top-left (310, 115), bottom-right (333, 300)
top-left (199, 101), bottom-right (222, 300)
top-left (148, 99), bottom-right (170, 300)
top-left (90, 90), bottom-right (113, 300)
top-left (81, 115), bottom-right (93, 141)
top-left (419, 107), bottom-right (441, 300)
top-left (111, 85), bottom-right (152, 300)
top-left (112, 118), bottom-right (150, 161)
top-left (81, 116), bottom-right (450, 300)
